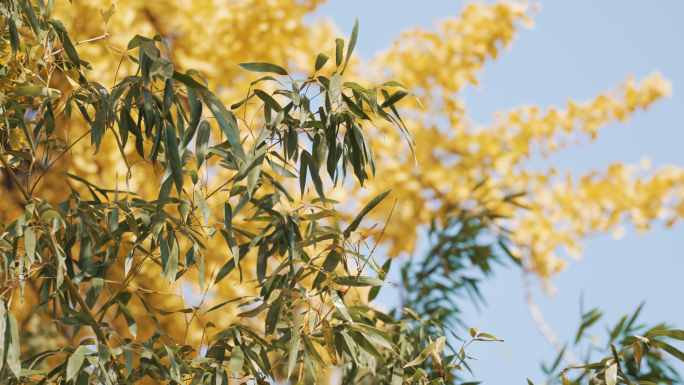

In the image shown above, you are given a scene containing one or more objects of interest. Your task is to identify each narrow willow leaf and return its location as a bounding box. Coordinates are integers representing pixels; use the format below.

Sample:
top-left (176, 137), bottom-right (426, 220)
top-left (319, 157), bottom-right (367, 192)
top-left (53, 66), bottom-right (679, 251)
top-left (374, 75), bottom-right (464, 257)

top-left (162, 78), bottom-right (174, 118)
top-left (116, 300), bottom-right (138, 338)
top-left (24, 227), bottom-right (36, 265)
top-left (200, 90), bottom-right (245, 161)
top-left (66, 353), bottom-right (85, 382)
top-left (334, 276), bottom-right (386, 287)
top-left (287, 333), bottom-right (301, 378)
top-left (342, 16), bottom-right (359, 74)
top-left (195, 121), bottom-right (210, 169)
top-left (172, 71), bottom-right (207, 90)
top-left (380, 90), bottom-right (408, 108)
top-left (224, 203), bottom-right (232, 232)
top-left (650, 338), bottom-right (684, 362)
top-left (344, 188), bottom-right (391, 238)
top-left (302, 150), bottom-right (325, 203)
top-left (301, 333), bottom-right (325, 366)
top-left (164, 122), bottom-right (183, 196)
top-left (605, 359), bottom-right (618, 385)
top-left (335, 38), bottom-right (344, 67)
top-left (8, 18), bottom-right (20, 53)
top-left (292, 83), bottom-right (301, 106)
top-left (329, 72), bottom-right (342, 105)
top-left (14, 86), bottom-right (61, 99)
top-left (404, 341), bottom-right (437, 368)
top-left (644, 329), bottom-right (684, 341)
top-left (195, 192), bottom-right (211, 226)
top-left (123, 349), bottom-right (134, 377)
top-left (239, 62), bottom-right (288, 76)
top-left (331, 290), bottom-right (353, 324)
top-left (6, 309), bottom-right (20, 377)
top-left (315, 53), bottom-right (329, 71)
top-left (229, 345), bottom-right (244, 375)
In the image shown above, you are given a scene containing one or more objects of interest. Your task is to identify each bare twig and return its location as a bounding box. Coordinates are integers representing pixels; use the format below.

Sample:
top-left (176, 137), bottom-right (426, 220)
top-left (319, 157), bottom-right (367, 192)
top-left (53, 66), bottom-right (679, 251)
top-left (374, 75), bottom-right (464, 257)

top-left (522, 269), bottom-right (581, 366)
top-left (51, 33), bottom-right (110, 56)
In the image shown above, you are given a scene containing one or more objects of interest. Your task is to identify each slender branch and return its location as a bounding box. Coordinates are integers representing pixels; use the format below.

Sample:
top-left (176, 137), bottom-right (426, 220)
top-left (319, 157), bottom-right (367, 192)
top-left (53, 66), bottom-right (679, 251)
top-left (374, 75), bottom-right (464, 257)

top-left (51, 34), bottom-right (110, 56)
top-left (522, 270), bottom-right (581, 366)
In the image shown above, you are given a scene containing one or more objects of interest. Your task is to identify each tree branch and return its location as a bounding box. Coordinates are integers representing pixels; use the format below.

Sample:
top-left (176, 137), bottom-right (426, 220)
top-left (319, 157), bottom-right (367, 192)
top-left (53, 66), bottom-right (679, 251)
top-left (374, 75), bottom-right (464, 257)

top-left (522, 270), bottom-right (581, 367)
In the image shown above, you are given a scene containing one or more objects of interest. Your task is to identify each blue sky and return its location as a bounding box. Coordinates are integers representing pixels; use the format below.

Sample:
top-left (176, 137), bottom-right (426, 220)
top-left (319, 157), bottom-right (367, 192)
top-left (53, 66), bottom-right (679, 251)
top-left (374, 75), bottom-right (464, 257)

top-left (314, 0), bottom-right (684, 383)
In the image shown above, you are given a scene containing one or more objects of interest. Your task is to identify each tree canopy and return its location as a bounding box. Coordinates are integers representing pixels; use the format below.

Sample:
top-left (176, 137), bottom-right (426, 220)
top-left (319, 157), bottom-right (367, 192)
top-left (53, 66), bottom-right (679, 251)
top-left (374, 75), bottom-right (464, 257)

top-left (0, 1), bottom-right (682, 385)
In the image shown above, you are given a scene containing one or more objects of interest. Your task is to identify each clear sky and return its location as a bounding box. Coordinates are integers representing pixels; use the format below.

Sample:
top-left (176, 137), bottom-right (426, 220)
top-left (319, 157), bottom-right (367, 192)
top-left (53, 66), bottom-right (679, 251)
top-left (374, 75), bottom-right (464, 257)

top-left (314, 1), bottom-right (684, 383)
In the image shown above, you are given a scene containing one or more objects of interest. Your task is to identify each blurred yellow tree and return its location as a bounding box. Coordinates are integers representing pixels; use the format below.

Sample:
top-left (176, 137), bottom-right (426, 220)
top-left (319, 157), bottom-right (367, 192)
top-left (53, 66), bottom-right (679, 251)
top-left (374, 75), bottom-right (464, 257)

top-left (1, 0), bottom-right (678, 366)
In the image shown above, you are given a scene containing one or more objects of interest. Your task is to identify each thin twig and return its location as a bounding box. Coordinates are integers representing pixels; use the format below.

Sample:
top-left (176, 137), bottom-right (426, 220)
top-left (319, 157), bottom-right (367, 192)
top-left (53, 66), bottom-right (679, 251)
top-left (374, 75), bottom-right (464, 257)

top-left (51, 34), bottom-right (110, 56)
top-left (358, 198), bottom-right (397, 275)
top-left (522, 269), bottom-right (581, 366)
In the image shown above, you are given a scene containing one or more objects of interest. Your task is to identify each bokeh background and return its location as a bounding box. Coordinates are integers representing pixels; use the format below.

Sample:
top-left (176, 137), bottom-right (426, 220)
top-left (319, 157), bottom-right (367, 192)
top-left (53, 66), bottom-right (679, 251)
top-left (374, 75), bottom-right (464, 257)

top-left (314, 0), bottom-right (684, 383)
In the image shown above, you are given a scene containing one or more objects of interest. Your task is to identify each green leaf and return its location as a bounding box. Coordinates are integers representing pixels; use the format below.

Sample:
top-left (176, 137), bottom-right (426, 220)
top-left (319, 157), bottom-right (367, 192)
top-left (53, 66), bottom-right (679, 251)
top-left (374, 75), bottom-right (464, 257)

top-left (301, 333), bottom-right (325, 366)
top-left (329, 72), bottom-right (342, 104)
top-left (404, 341), bottom-right (437, 368)
top-left (195, 192), bottom-right (211, 226)
top-left (164, 122), bottom-right (184, 196)
top-left (302, 150), bottom-right (326, 203)
top-left (229, 345), bottom-right (244, 375)
top-left (24, 227), bottom-right (36, 265)
top-left (269, 159), bottom-right (296, 178)
top-left (8, 18), bottom-right (20, 53)
top-left (66, 353), bottom-right (85, 382)
top-left (200, 90), bottom-right (245, 161)
top-left (254, 89), bottom-right (283, 112)
top-left (331, 290), bottom-right (353, 324)
top-left (288, 332), bottom-right (301, 378)
top-left (644, 329), bottom-right (684, 341)
top-left (605, 359), bottom-right (618, 385)
top-left (334, 276), bottom-right (387, 287)
top-left (238, 62), bottom-right (288, 76)
top-left (335, 38), bottom-right (344, 67)
top-left (380, 90), bottom-right (409, 108)
top-left (6, 309), bottom-right (20, 378)
top-left (116, 300), bottom-right (138, 338)
top-left (172, 71), bottom-right (208, 90)
top-left (14, 86), bottom-right (61, 99)
top-left (342, 16), bottom-right (359, 74)
top-left (650, 338), bottom-right (684, 362)
top-left (195, 121), bottom-right (210, 169)
top-left (344, 188), bottom-right (392, 238)
top-left (315, 53), bottom-right (329, 71)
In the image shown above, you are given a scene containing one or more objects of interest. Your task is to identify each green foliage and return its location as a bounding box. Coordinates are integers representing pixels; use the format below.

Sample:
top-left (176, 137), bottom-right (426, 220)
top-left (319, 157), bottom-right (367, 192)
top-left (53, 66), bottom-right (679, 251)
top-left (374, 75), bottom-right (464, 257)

top-left (0, 3), bottom-right (682, 385)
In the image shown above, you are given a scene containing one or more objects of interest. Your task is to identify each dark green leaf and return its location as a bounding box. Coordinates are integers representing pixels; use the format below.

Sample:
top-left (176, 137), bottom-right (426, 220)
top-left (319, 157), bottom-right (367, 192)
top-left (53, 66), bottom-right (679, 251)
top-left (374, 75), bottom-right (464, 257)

top-left (344, 188), bottom-right (391, 238)
top-left (238, 62), bottom-right (288, 76)
top-left (315, 53), bottom-right (330, 72)
top-left (335, 38), bottom-right (344, 67)
top-left (164, 122), bottom-right (184, 196)
top-left (342, 16), bottom-right (359, 74)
